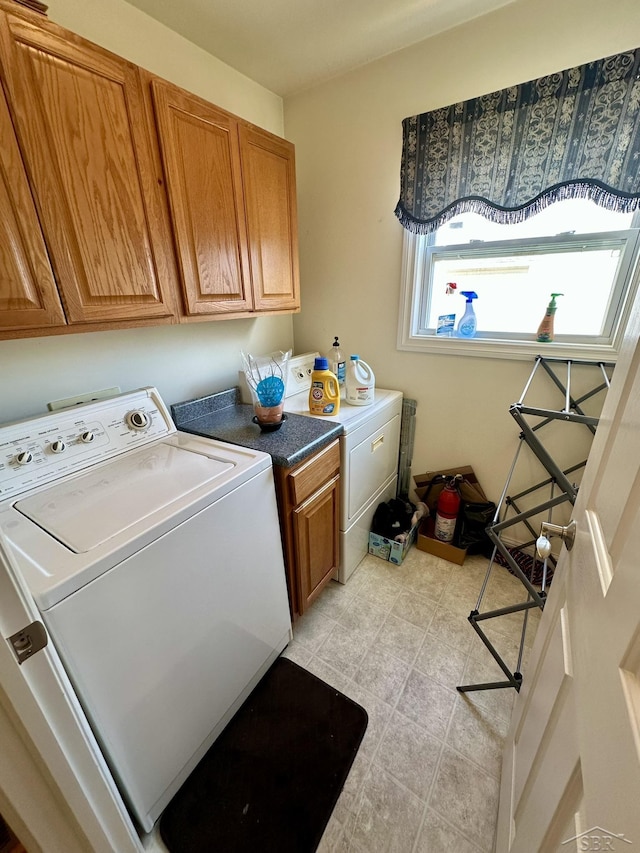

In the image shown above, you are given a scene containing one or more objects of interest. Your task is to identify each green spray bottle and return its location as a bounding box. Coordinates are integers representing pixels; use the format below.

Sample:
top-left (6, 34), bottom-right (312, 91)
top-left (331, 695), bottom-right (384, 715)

top-left (536, 293), bottom-right (563, 343)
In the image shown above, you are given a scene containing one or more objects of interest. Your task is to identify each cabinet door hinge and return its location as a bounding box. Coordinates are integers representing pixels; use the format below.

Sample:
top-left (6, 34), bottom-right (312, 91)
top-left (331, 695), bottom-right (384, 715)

top-left (7, 621), bottom-right (48, 664)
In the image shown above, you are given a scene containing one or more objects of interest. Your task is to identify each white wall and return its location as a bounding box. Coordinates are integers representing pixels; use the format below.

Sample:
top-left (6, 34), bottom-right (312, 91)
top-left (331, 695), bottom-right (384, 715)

top-left (0, 0), bottom-right (292, 423)
top-left (284, 0), bottom-right (640, 504)
top-left (49, 0), bottom-right (283, 134)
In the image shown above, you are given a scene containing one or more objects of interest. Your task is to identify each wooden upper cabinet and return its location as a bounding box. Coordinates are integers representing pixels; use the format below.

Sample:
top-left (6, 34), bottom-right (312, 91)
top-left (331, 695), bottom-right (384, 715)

top-left (0, 10), bottom-right (178, 324)
top-left (0, 78), bottom-right (64, 331)
top-left (150, 78), bottom-right (251, 315)
top-left (239, 124), bottom-right (300, 312)
top-left (0, 3), bottom-right (299, 336)
top-left (151, 77), bottom-right (300, 317)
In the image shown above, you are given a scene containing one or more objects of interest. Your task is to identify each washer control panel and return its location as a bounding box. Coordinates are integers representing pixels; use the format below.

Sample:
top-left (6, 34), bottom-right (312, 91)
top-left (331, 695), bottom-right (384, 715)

top-left (0, 388), bottom-right (174, 500)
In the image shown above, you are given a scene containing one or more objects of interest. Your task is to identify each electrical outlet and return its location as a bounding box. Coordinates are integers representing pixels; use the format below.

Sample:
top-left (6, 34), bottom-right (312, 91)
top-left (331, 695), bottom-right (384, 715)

top-left (285, 353), bottom-right (318, 397)
top-left (47, 387), bottom-right (121, 412)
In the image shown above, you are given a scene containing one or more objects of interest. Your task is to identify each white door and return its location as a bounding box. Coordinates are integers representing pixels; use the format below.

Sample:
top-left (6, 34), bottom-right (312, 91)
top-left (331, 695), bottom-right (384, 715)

top-left (0, 534), bottom-right (142, 853)
top-left (496, 307), bottom-right (640, 851)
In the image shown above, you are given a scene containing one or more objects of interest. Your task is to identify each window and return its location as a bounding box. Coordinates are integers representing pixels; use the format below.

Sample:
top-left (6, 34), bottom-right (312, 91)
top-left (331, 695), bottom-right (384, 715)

top-left (398, 199), bottom-right (640, 361)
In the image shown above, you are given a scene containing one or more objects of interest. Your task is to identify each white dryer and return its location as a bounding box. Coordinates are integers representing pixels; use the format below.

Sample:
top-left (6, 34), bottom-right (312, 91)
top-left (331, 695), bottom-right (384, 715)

top-left (0, 388), bottom-right (291, 833)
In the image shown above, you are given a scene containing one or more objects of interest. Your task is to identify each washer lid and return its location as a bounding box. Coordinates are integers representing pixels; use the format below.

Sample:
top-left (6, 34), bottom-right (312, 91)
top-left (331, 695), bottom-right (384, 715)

top-left (15, 443), bottom-right (233, 553)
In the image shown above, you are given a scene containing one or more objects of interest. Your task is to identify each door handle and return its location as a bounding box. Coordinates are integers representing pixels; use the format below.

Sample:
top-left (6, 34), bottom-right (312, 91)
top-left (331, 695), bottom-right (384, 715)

top-left (371, 435), bottom-right (384, 452)
top-left (536, 520), bottom-right (577, 558)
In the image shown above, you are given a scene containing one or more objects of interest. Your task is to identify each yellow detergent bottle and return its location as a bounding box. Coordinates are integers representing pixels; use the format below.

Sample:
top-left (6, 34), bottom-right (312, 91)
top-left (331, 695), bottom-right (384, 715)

top-left (308, 357), bottom-right (340, 415)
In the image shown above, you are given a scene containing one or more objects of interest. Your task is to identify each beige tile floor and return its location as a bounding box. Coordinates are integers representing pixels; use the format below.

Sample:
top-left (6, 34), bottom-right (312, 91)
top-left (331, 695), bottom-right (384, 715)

top-left (282, 546), bottom-right (541, 853)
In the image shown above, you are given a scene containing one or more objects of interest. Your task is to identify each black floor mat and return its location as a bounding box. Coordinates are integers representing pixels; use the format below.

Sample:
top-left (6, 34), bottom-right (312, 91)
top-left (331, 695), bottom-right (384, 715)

top-left (159, 656), bottom-right (368, 853)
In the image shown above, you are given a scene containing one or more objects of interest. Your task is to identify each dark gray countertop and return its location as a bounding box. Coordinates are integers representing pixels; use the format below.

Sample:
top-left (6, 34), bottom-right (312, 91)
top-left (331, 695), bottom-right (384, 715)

top-left (171, 387), bottom-right (343, 468)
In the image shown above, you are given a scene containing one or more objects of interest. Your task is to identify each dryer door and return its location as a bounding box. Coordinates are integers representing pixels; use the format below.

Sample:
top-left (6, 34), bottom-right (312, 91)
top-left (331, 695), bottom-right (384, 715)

top-left (344, 408), bottom-right (401, 525)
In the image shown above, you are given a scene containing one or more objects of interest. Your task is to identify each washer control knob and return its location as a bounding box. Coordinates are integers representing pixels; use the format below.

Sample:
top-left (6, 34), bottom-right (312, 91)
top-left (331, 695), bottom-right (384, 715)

top-left (80, 431), bottom-right (95, 443)
top-left (127, 410), bottom-right (150, 431)
top-left (50, 440), bottom-right (66, 454)
top-left (16, 451), bottom-right (33, 466)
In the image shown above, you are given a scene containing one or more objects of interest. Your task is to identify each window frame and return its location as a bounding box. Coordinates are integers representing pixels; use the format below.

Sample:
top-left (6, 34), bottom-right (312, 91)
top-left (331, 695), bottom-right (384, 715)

top-left (398, 219), bottom-right (640, 362)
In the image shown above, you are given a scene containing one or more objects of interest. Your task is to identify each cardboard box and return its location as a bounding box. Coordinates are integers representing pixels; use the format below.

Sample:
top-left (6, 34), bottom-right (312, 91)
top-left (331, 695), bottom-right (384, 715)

top-left (414, 466), bottom-right (487, 513)
top-left (368, 520), bottom-right (419, 565)
top-left (416, 517), bottom-right (468, 565)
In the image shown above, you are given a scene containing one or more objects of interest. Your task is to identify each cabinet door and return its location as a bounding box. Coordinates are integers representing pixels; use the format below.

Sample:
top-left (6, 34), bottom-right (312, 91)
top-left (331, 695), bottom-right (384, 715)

top-left (0, 79), bottom-right (64, 331)
top-left (238, 124), bottom-right (300, 312)
top-left (0, 12), bottom-right (178, 324)
top-left (294, 475), bottom-right (340, 614)
top-left (151, 78), bottom-right (251, 315)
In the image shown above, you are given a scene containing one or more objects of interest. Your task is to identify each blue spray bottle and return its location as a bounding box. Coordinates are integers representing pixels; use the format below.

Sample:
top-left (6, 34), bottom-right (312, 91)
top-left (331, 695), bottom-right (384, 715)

top-left (457, 291), bottom-right (478, 338)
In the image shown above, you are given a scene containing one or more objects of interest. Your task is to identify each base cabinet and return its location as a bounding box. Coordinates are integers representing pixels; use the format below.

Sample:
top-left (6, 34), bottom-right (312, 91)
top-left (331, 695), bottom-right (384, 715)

top-left (274, 440), bottom-right (340, 618)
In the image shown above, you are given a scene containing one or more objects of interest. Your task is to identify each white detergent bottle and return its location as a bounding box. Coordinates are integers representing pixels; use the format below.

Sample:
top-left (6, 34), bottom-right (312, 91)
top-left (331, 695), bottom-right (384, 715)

top-left (345, 355), bottom-right (375, 406)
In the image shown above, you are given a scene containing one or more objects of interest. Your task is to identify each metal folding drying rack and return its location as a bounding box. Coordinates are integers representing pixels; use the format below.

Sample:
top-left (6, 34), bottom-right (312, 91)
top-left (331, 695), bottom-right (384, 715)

top-left (457, 356), bottom-right (614, 695)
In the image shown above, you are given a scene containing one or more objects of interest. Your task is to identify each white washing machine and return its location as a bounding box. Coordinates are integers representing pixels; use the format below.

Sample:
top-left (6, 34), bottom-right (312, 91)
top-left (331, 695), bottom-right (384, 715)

top-left (246, 353), bottom-right (403, 583)
top-left (0, 388), bottom-right (291, 833)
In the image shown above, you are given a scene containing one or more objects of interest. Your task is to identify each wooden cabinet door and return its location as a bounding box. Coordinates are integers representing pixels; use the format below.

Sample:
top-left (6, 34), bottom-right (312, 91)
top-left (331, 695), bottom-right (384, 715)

top-left (294, 474), bottom-right (340, 613)
top-left (238, 124), bottom-right (300, 312)
top-left (151, 78), bottom-right (252, 315)
top-left (0, 78), bottom-right (64, 331)
top-left (0, 11), bottom-right (178, 324)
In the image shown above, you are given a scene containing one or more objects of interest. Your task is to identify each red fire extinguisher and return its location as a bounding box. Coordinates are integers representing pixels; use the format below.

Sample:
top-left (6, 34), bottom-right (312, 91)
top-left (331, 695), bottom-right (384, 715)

top-left (434, 475), bottom-right (462, 543)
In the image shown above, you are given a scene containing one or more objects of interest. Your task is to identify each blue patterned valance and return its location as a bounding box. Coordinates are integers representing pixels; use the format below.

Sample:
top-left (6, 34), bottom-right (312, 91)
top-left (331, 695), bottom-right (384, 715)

top-left (395, 48), bottom-right (640, 234)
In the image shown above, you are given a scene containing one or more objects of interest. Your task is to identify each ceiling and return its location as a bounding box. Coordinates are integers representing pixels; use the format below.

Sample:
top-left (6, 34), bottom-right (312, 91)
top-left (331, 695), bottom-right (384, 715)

top-left (123, 0), bottom-right (515, 97)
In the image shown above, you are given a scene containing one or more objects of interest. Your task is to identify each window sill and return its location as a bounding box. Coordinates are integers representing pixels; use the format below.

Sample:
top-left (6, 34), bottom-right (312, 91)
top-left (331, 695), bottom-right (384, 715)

top-left (396, 334), bottom-right (619, 362)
